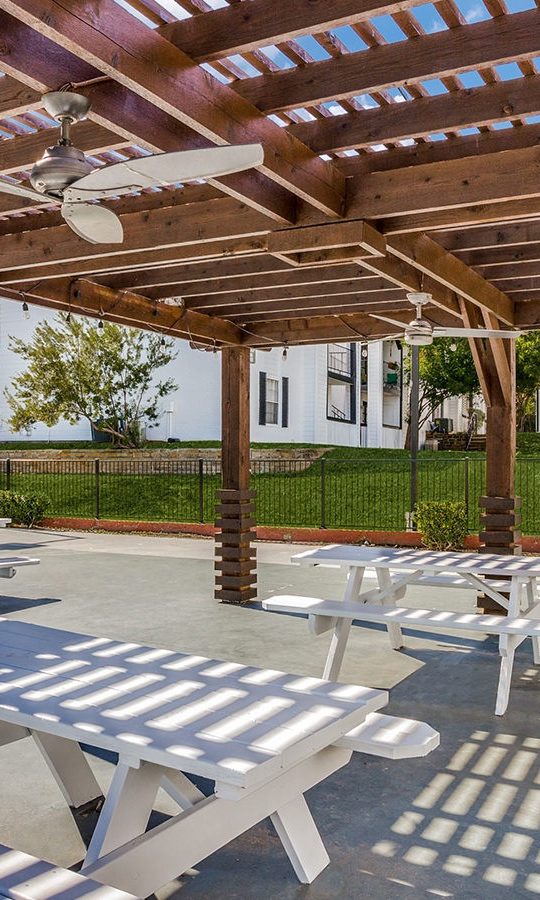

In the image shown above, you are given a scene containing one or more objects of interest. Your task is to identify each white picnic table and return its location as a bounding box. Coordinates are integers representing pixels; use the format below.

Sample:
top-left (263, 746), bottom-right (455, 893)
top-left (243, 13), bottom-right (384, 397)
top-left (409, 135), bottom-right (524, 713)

top-left (0, 558), bottom-right (39, 580)
top-left (0, 617), bottom-right (438, 894)
top-left (262, 545), bottom-right (540, 715)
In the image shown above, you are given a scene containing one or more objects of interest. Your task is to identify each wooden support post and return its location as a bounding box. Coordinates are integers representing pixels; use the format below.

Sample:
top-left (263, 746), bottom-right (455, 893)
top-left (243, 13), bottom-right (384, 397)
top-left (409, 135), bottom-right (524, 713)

top-left (464, 302), bottom-right (521, 612)
top-left (215, 347), bottom-right (257, 605)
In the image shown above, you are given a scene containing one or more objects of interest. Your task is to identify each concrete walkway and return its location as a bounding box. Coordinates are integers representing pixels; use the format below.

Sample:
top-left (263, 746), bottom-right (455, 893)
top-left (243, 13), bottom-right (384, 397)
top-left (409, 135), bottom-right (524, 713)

top-left (0, 528), bottom-right (538, 898)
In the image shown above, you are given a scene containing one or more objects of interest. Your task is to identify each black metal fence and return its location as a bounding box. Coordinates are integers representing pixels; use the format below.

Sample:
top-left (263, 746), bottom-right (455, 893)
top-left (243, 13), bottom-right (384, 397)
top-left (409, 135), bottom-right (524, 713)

top-left (0, 455), bottom-right (540, 534)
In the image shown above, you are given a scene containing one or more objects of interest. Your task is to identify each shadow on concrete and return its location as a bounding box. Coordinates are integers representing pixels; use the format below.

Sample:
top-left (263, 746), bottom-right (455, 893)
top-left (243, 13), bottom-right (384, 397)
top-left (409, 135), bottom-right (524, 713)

top-left (0, 596), bottom-right (61, 614)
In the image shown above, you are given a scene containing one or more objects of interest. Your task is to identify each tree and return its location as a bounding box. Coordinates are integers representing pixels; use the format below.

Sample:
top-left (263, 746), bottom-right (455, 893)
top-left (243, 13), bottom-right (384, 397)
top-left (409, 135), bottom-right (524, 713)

top-left (403, 338), bottom-right (480, 447)
top-left (5, 315), bottom-right (178, 447)
top-left (419, 337), bottom-right (480, 425)
top-left (516, 332), bottom-right (540, 431)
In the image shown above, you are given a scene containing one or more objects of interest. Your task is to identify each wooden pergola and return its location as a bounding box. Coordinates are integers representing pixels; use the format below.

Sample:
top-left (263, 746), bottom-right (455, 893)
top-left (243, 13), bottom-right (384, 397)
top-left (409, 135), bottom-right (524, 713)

top-left (0, 0), bottom-right (538, 604)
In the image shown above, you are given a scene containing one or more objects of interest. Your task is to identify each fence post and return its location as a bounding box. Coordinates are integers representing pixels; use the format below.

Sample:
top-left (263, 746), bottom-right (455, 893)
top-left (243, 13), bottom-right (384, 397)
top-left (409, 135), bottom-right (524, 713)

top-left (6, 458), bottom-right (10, 491)
top-left (94, 458), bottom-right (100, 520)
top-left (464, 456), bottom-right (470, 522)
top-left (198, 458), bottom-right (204, 523)
top-left (320, 457), bottom-right (327, 529)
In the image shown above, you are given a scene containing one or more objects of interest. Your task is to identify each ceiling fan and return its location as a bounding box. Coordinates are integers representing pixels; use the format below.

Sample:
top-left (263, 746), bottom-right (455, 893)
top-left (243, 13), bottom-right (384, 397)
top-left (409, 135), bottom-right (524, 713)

top-left (0, 91), bottom-right (264, 245)
top-left (372, 292), bottom-right (521, 346)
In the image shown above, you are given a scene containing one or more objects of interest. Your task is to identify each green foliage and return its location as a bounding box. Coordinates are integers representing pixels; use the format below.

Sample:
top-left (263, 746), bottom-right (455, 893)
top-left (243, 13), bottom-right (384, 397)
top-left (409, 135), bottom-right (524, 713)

top-left (0, 490), bottom-right (50, 527)
top-left (414, 500), bottom-right (469, 551)
top-left (5, 315), bottom-right (178, 448)
top-left (516, 332), bottom-right (540, 430)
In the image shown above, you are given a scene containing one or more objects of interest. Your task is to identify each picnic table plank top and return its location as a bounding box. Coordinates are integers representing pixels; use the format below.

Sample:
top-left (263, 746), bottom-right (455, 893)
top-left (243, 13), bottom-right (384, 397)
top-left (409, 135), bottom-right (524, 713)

top-left (0, 558), bottom-right (40, 568)
top-left (0, 618), bottom-right (387, 790)
top-left (292, 545), bottom-right (540, 577)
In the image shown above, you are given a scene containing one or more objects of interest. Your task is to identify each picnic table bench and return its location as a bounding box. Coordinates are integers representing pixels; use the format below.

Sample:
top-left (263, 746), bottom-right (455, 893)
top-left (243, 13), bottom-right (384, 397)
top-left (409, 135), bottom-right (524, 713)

top-left (262, 545), bottom-right (540, 716)
top-left (0, 558), bottom-right (40, 580)
top-left (0, 618), bottom-right (438, 893)
top-left (0, 844), bottom-right (138, 900)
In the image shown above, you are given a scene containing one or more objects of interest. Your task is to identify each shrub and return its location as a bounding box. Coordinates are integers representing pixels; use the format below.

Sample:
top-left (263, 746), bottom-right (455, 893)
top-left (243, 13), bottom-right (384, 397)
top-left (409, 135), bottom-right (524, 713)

top-left (414, 500), bottom-right (468, 551)
top-left (0, 490), bottom-right (51, 527)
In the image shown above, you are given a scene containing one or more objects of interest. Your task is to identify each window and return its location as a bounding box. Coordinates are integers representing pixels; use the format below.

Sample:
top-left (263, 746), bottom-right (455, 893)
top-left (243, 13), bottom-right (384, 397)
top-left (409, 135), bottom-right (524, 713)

top-left (265, 377), bottom-right (279, 424)
top-left (326, 343), bottom-right (356, 424)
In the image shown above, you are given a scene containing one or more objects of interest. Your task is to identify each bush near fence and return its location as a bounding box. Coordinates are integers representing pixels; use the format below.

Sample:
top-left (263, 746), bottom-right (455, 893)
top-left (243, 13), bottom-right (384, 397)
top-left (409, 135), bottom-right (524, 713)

top-left (2, 455), bottom-right (540, 535)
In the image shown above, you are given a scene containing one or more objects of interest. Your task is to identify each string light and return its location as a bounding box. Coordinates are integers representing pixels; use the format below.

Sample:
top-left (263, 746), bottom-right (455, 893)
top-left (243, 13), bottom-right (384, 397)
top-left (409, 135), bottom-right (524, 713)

top-left (22, 301), bottom-right (30, 320)
top-left (282, 345), bottom-right (288, 360)
top-left (97, 319), bottom-right (104, 333)
top-left (450, 342), bottom-right (457, 352)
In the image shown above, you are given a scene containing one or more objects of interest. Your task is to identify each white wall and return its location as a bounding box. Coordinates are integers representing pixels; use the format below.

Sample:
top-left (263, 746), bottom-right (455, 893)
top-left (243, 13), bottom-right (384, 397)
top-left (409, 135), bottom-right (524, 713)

top-left (0, 299), bottom-right (90, 441)
top-left (0, 298), bottom-right (408, 448)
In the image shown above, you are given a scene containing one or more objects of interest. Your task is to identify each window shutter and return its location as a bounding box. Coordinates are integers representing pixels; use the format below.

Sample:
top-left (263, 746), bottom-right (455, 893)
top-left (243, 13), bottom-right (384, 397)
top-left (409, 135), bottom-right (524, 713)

top-left (259, 372), bottom-right (267, 425)
top-left (282, 377), bottom-right (289, 428)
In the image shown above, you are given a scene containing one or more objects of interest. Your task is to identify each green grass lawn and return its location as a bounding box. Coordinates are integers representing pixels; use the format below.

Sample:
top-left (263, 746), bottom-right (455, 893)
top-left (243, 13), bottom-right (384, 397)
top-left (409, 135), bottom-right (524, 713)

top-left (3, 443), bottom-right (540, 534)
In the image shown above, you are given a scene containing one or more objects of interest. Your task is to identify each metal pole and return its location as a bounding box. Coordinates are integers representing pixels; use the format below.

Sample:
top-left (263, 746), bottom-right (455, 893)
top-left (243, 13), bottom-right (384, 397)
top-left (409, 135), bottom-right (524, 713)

top-left (320, 457), bottom-right (326, 529)
top-left (94, 458), bottom-right (100, 520)
top-left (198, 458), bottom-right (204, 523)
top-left (6, 458), bottom-right (10, 491)
top-left (409, 344), bottom-right (420, 522)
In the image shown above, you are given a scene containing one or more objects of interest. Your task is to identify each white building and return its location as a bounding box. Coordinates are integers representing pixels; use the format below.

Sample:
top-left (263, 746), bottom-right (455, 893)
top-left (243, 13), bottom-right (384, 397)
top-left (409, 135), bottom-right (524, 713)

top-left (0, 298), bottom-right (406, 447)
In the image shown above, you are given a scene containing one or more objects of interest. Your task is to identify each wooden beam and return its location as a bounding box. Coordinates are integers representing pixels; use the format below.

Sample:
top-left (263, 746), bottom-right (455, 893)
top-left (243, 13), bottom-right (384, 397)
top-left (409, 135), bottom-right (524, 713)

top-left (380, 199), bottom-right (540, 235)
top-left (386, 232), bottom-right (515, 325)
top-left (99, 261), bottom-right (380, 294)
top-left (290, 75), bottom-right (540, 154)
top-left (1, 279), bottom-right (243, 345)
top-left (216, 346), bottom-right (256, 604)
top-left (267, 220), bottom-right (386, 263)
top-left (435, 220), bottom-right (540, 253)
top-left (347, 146), bottom-right (540, 221)
top-left (147, 274), bottom-right (393, 303)
top-left (0, 237), bottom-right (270, 285)
top-left (461, 245), bottom-right (540, 268)
top-left (183, 281), bottom-right (400, 309)
top-left (0, 2), bottom-right (344, 218)
top-left (356, 250), bottom-right (462, 318)
top-left (188, 289), bottom-right (404, 319)
top-left (228, 300), bottom-right (411, 323)
top-left (0, 198), bottom-right (272, 272)
top-left (0, 121), bottom-right (129, 177)
top-left (514, 299), bottom-right (540, 327)
top-left (0, 12), bottom-right (297, 225)
top-left (335, 124), bottom-right (540, 176)
top-left (0, 74), bottom-right (40, 116)
top-left (239, 312), bottom-right (408, 346)
top-left (235, 9), bottom-right (540, 112)
top-left (158, 0), bottom-right (425, 62)
top-left (483, 261), bottom-right (540, 281)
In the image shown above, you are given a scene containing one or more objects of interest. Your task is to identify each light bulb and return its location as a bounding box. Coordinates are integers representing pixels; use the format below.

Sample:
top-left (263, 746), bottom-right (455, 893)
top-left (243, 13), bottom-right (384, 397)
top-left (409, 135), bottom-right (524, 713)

top-left (450, 342), bottom-right (457, 352)
top-left (282, 346), bottom-right (288, 360)
top-left (22, 302), bottom-right (30, 320)
top-left (97, 319), bottom-right (104, 334)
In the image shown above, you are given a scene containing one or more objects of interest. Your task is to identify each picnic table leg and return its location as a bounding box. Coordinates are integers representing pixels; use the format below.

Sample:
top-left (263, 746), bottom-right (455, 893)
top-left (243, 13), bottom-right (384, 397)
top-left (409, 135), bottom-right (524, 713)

top-left (83, 760), bottom-right (163, 867)
top-left (525, 579), bottom-right (540, 664)
top-left (323, 567), bottom-right (364, 681)
top-left (32, 732), bottom-right (104, 810)
top-left (270, 796), bottom-right (330, 883)
top-left (495, 577), bottom-right (522, 715)
top-left (376, 568), bottom-right (404, 650)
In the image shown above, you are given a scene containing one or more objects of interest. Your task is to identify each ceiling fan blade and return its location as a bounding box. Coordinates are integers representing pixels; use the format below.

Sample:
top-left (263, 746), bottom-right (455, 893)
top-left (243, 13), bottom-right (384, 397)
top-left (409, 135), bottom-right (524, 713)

top-left (61, 202), bottom-right (123, 244)
top-left (64, 144), bottom-right (265, 201)
top-left (0, 179), bottom-right (55, 204)
top-left (369, 313), bottom-right (409, 330)
top-left (432, 327), bottom-right (521, 339)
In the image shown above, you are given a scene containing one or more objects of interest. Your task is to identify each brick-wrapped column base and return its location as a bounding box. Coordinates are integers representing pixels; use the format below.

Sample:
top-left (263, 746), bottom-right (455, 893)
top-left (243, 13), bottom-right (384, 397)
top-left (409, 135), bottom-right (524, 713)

top-left (215, 488), bottom-right (257, 605)
top-left (478, 495), bottom-right (522, 613)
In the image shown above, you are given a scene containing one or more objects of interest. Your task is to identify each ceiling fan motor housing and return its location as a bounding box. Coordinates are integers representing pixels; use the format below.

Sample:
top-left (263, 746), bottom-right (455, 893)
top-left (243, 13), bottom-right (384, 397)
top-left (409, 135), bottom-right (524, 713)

top-left (30, 144), bottom-right (94, 196)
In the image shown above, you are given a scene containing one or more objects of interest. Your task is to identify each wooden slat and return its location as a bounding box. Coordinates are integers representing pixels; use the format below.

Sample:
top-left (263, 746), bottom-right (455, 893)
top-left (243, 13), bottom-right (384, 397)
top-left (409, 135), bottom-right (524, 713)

top-left (158, 0), bottom-right (426, 62)
top-left (0, 0), bottom-right (345, 218)
top-left (290, 74), bottom-right (540, 154)
top-left (235, 9), bottom-right (540, 112)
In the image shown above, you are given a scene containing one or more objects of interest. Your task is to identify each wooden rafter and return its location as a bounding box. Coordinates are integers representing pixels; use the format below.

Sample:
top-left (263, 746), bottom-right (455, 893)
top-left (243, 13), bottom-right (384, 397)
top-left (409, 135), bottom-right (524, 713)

top-left (234, 10), bottom-right (540, 112)
top-left (0, 0), bottom-right (345, 218)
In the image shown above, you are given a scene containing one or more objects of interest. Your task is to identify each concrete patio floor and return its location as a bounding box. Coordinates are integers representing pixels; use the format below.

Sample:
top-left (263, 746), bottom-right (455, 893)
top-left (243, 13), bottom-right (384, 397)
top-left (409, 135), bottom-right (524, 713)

top-left (0, 527), bottom-right (538, 899)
